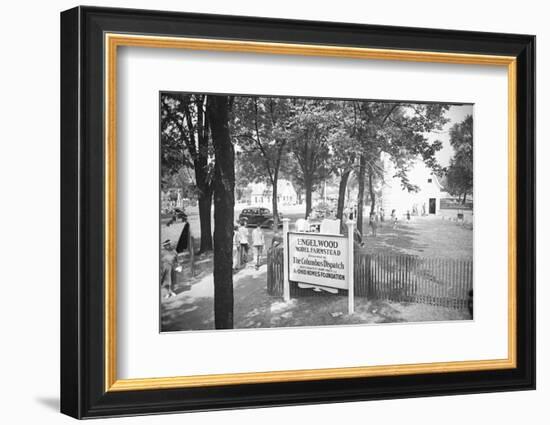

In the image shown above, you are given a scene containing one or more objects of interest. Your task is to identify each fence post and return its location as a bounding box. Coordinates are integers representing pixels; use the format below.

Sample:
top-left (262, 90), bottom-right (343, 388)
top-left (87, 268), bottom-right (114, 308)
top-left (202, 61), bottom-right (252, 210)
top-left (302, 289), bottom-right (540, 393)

top-left (346, 220), bottom-right (355, 314)
top-left (282, 218), bottom-right (290, 302)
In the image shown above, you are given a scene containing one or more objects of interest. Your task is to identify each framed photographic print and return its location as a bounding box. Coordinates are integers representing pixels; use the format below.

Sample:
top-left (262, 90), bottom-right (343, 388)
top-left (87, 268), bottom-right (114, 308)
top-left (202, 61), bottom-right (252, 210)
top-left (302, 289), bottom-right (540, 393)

top-left (60, 6), bottom-right (535, 419)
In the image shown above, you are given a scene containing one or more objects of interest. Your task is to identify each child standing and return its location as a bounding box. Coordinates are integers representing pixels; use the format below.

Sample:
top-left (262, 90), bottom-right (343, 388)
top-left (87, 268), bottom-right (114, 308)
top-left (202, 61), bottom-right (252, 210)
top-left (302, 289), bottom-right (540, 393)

top-left (160, 239), bottom-right (177, 299)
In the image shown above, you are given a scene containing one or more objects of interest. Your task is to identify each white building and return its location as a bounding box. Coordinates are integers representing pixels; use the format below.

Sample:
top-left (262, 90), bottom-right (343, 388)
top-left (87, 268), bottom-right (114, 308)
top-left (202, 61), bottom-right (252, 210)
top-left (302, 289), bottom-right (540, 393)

top-left (379, 153), bottom-right (444, 217)
top-left (248, 179), bottom-right (297, 206)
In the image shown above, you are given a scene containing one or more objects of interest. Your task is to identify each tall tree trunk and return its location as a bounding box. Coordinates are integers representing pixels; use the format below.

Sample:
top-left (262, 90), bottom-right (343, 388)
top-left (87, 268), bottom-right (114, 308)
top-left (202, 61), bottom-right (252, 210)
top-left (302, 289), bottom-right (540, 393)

top-left (356, 154), bottom-right (366, 235)
top-left (207, 96), bottom-right (234, 330)
top-left (197, 187), bottom-right (213, 253)
top-left (193, 95), bottom-right (213, 253)
top-left (305, 177), bottom-right (313, 218)
top-left (462, 192), bottom-right (467, 204)
top-left (368, 170), bottom-right (376, 215)
top-left (271, 169), bottom-right (279, 228)
top-left (270, 143), bottom-right (285, 229)
top-left (336, 169), bottom-right (351, 221)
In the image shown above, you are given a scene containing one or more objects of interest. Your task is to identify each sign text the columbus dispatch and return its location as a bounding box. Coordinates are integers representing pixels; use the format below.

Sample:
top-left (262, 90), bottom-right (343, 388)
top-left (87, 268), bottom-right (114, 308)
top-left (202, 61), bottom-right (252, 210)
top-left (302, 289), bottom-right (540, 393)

top-left (288, 232), bottom-right (349, 290)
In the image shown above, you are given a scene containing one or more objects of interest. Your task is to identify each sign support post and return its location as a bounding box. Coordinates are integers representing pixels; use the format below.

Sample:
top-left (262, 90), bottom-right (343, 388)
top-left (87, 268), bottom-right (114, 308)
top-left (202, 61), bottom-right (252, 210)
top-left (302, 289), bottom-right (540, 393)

top-left (282, 218), bottom-right (290, 302)
top-left (346, 220), bottom-right (355, 314)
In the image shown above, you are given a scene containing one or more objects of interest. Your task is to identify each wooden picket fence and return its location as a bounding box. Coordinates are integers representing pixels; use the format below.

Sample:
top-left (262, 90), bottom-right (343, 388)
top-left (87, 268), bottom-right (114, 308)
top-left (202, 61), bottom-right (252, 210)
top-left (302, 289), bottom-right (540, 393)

top-left (267, 247), bottom-right (472, 310)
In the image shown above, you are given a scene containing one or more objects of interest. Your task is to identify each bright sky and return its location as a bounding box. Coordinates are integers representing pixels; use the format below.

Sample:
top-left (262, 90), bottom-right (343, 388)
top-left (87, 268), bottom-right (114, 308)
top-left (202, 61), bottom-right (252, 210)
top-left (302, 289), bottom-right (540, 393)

top-left (430, 104), bottom-right (473, 167)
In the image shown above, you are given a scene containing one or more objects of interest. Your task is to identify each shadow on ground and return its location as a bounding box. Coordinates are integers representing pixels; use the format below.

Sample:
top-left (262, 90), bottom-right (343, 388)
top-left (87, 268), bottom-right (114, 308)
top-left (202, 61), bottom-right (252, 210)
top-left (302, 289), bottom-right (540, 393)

top-left (35, 397), bottom-right (59, 412)
top-left (160, 216), bottom-right (472, 332)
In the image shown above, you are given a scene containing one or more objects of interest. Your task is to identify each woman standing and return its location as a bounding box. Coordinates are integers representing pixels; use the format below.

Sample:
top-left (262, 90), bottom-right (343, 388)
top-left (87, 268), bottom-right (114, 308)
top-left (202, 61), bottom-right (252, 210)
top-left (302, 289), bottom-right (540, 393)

top-left (175, 214), bottom-right (195, 276)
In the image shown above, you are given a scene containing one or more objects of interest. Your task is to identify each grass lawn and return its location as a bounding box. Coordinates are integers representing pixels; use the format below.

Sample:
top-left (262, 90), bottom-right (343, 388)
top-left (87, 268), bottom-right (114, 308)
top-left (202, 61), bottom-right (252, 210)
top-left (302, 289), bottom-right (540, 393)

top-left (359, 215), bottom-right (472, 259)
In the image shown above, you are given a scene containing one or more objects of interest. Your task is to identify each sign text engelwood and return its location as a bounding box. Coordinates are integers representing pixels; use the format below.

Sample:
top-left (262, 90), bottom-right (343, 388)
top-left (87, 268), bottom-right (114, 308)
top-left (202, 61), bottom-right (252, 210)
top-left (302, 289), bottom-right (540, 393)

top-left (288, 232), bottom-right (349, 290)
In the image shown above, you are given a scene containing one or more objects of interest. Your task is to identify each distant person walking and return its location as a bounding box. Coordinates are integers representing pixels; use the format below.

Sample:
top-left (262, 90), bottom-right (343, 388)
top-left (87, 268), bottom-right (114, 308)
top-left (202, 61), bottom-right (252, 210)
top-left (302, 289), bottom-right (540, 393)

top-left (252, 225), bottom-right (265, 270)
top-left (369, 212), bottom-right (377, 237)
top-left (238, 220), bottom-right (250, 264)
top-left (391, 209), bottom-right (398, 229)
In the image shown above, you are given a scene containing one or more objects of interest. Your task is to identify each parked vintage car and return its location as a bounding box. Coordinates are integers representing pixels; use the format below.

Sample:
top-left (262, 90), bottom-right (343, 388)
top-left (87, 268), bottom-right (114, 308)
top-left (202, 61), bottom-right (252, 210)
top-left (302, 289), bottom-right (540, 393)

top-left (238, 207), bottom-right (283, 228)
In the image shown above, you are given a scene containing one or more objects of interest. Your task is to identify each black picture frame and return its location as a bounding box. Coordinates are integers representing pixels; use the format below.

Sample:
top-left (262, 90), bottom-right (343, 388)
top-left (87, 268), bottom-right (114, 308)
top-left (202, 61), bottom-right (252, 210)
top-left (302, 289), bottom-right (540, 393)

top-left (61, 5), bottom-right (535, 419)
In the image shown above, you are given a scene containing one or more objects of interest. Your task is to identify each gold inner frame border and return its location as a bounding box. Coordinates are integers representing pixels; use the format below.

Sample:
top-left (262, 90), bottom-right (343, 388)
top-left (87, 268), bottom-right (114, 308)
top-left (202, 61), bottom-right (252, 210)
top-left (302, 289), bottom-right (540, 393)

top-left (104, 33), bottom-right (517, 392)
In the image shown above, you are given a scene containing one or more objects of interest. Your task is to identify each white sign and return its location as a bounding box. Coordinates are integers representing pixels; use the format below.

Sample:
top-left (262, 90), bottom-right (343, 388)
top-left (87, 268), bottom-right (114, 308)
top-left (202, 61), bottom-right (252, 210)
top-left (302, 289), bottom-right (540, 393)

top-left (288, 232), bottom-right (349, 290)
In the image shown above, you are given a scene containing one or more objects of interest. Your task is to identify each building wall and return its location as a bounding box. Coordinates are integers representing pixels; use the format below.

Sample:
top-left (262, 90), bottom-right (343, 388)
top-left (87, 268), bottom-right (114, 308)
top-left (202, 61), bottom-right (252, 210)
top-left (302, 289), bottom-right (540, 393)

top-left (248, 179), bottom-right (298, 206)
top-left (380, 155), bottom-right (443, 217)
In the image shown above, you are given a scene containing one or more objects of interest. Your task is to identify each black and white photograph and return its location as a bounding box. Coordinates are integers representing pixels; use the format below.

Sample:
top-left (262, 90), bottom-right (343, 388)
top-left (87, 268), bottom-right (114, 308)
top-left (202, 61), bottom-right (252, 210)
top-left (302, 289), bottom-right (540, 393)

top-left (159, 93), bottom-right (474, 332)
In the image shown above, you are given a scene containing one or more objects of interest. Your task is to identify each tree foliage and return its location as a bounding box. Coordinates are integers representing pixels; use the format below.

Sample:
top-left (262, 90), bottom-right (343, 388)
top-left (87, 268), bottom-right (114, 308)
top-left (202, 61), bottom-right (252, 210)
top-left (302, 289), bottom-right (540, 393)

top-left (340, 101), bottom-right (449, 233)
top-left (287, 99), bottom-right (337, 217)
top-left (232, 97), bottom-right (294, 226)
top-left (445, 114), bottom-right (473, 203)
top-left (356, 102), bottom-right (448, 190)
top-left (160, 93), bottom-right (214, 252)
top-left (160, 95), bottom-right (194, 184)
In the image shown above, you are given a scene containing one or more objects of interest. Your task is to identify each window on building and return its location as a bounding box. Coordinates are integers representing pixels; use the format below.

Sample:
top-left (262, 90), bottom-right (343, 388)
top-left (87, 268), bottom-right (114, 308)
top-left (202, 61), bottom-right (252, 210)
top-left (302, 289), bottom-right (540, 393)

top-left (427, 178), bottom-right (432, 183)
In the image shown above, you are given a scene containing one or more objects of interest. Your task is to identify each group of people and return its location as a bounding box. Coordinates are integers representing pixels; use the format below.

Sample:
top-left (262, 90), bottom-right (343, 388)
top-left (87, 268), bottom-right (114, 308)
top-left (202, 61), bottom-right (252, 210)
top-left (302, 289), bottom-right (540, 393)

top-left (367, 209), bottom-right (404, 234)
top-left (160, 212), bottom-right (272, 298)
top-left (160, 206), bottom-right (411, 297)
top-left (233, 220), bottom-right (266, 271)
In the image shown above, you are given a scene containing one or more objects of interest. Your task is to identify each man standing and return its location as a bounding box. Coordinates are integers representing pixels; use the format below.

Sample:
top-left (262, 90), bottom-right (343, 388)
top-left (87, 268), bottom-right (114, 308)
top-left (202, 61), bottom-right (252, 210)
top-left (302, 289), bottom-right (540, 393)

top-left (251, 225), bottom-right (265, 270)
top-left (238, 220), bottom-right (250, 265)
top-left (232, 224), bottom-right (241, 271)
top-left (160, 239), bottom-right (177, 299)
